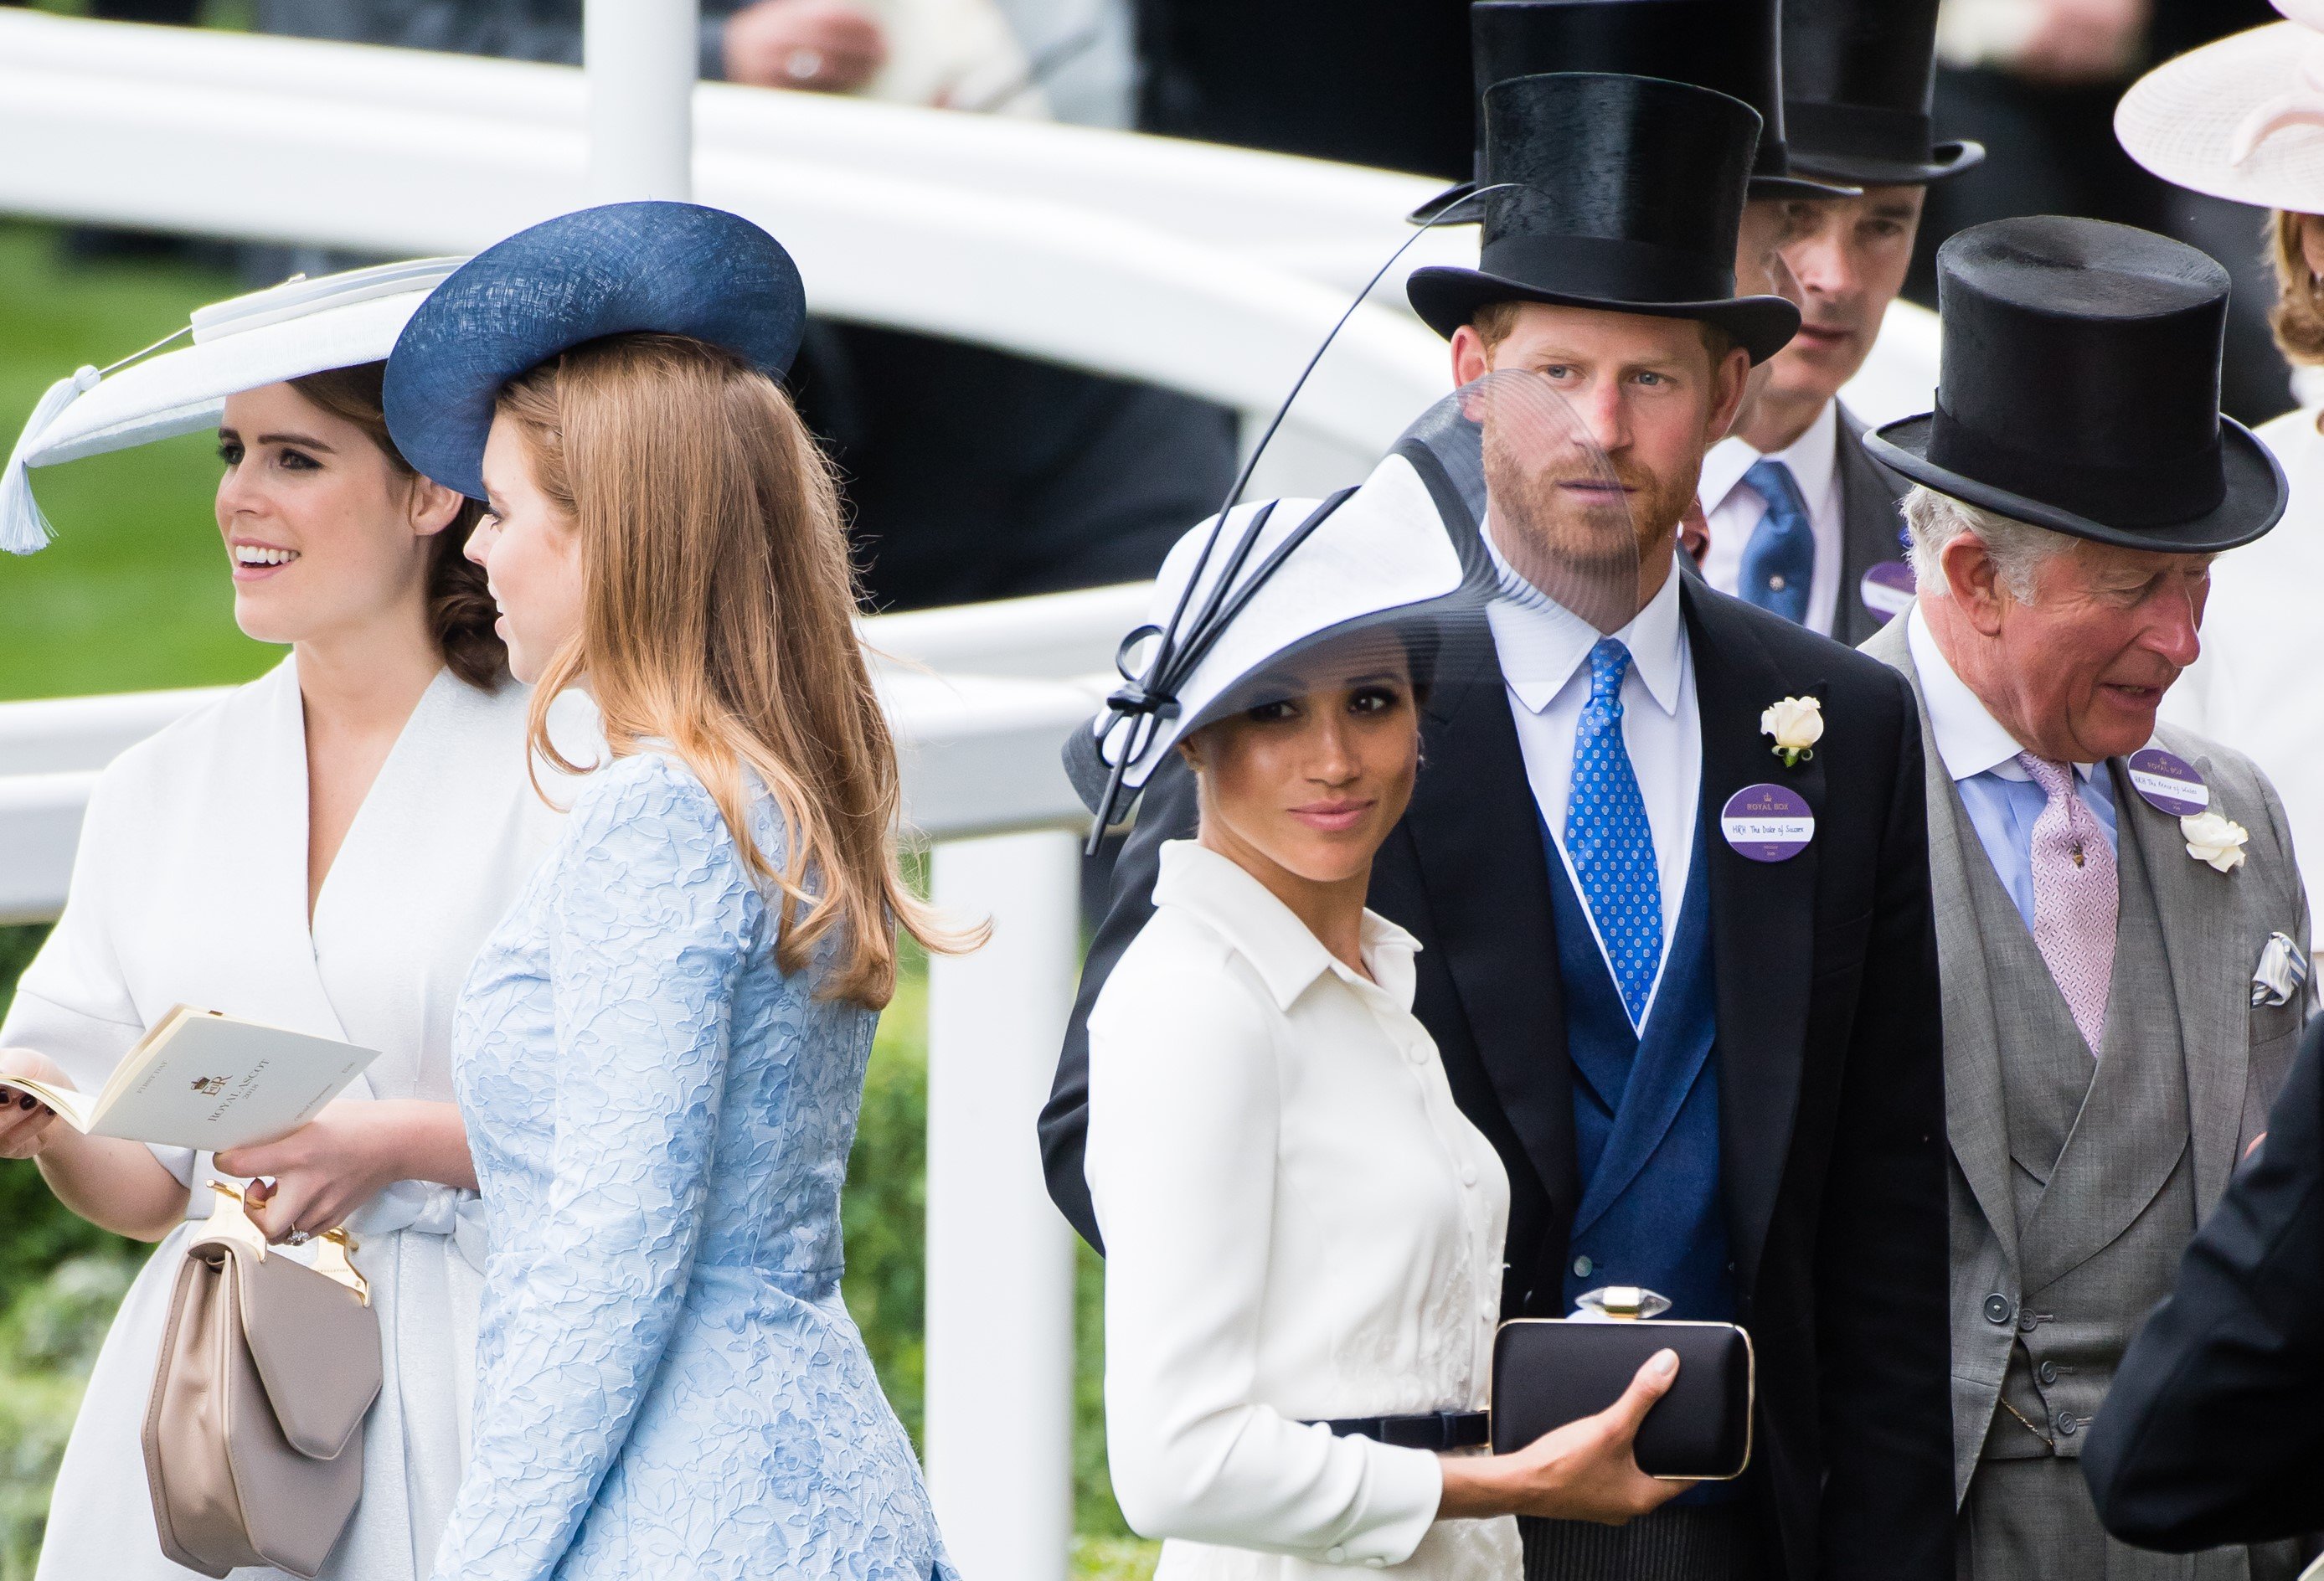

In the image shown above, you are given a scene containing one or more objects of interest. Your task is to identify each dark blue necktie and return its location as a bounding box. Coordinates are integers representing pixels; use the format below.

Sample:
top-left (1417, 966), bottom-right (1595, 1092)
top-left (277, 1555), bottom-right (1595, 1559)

top-left (1739, 457), bottom-right (1814, 624)
top-left (1566, 638), bottom-right (1662, 1026)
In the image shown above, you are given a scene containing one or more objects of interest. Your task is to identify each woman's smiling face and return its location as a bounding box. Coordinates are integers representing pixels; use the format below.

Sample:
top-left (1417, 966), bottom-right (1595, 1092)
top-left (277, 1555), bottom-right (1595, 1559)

top-left (1183, 645), bottom-right (1422, 889)
top-left (214, 382), bottom-right (448, 646)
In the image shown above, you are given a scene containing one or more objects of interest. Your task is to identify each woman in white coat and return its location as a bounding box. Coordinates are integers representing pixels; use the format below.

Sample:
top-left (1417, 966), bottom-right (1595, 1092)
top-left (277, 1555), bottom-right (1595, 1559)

top-left (1079, 474), bottom-right (1690, 1581)
top-left (0, 263), bottom-right (575, 1581)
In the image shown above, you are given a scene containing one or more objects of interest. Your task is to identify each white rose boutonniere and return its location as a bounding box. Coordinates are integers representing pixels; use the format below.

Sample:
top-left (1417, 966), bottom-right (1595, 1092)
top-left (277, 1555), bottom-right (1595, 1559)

top-left (1761, 696), bottom-right (1823, 769)
top-left (2182, 811), bottom-right (2249, 873)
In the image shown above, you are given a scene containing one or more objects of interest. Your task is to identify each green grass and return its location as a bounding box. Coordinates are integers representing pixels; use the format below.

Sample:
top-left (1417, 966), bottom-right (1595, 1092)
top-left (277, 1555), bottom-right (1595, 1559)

top-left (0, 223), bottom-right (1155, 1574)
top-left (0, 221), bottom-right (276, 701)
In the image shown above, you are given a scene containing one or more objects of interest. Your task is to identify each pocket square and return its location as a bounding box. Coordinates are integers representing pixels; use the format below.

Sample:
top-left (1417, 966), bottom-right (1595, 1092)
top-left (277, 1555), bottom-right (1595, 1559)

top-left (2252, 930), bottom-right (2308, 1009)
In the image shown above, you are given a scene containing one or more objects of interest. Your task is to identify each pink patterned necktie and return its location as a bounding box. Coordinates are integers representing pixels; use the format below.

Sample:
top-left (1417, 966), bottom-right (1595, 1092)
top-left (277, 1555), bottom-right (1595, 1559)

top-left (2017, 752), bottom-right (2119, 1054)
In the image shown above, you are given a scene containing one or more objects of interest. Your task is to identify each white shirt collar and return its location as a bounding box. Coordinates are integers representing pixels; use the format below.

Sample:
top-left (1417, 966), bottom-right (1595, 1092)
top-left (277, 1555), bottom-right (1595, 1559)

top-left (1697, 400), bottom-right (1839, 518)
top-left (1152, 839), bottom-right (1420, 1012)
top-left (1905, 603), bottom-right (2100, 785)
top-left (1479, 523), bottom-right (1687, 719)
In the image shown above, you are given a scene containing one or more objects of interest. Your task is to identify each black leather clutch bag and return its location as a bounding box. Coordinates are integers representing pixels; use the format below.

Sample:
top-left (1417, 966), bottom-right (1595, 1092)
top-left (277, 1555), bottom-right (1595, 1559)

top-left (1491, 1312), bottom-right (1754, 1480)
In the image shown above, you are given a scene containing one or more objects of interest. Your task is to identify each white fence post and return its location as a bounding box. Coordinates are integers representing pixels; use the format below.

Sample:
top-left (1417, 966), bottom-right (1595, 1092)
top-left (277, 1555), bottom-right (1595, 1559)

top-left (584, 0), bottom-right (698, 203)
top-left (925, 829), bottom-right (1081, 1581)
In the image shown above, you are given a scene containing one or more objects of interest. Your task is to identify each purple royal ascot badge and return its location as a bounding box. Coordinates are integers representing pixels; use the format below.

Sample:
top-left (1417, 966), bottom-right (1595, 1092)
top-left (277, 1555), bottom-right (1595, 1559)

top-left (1858, 560), bottom-right (1914, 624)
top-left (1721, 783), bottom-right (1816, 863)
top-left (2126, 747), bottom-right (2208, 819)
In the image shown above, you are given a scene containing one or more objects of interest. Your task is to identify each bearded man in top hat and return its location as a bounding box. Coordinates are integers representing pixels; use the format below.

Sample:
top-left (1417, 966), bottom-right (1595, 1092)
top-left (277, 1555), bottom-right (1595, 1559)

top-left (1693, 0), bottom-right (1984, 645)
top-left (1858, 214), bottom-right (2311, 1581)
top-left (1042, 67), bottom-right (1956, 1581)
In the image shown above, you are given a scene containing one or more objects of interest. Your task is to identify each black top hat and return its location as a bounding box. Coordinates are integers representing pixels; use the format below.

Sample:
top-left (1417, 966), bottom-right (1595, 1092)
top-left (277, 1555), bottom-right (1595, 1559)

top-left (1866, 216), bottom-right (2285, 554)
top-left (1781, 0), bottom-right (1983, 186)
top-left (1413, 0), bottom-right (1855, 223)
top-left (1406, 73), bottom-right (1801, 363)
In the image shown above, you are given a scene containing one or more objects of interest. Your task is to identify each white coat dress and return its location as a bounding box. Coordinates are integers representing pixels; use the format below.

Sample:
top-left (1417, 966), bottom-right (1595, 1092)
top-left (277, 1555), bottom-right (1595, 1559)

top-left (1085, 840), bottom-right (1521, 1581)
top-left (4, 658), bottom-right (573, 1581)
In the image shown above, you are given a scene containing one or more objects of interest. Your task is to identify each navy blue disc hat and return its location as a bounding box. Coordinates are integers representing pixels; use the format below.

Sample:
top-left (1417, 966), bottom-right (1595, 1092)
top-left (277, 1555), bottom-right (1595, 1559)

top-left (383, 201), bottom-right (806, 501)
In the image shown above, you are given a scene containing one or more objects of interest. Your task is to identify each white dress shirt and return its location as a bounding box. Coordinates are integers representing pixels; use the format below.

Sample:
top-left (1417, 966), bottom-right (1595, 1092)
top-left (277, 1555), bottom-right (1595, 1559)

top-left (1698, 400), bottom-right (1845, 636)
top-left (2162, 406), bottom-right (2324, 930)
top-left (1482, 530), bottom-right (1702, 1020)
top-left (1085, 842), bottom-right (1519, 1581)
top-left (1907, 605), bottom-right (2118, 933)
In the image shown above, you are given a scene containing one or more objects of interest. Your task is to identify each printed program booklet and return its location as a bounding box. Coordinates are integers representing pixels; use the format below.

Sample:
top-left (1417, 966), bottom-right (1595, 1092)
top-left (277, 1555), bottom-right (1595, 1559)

top-left (6, 1007), bottom-right (379, 1151)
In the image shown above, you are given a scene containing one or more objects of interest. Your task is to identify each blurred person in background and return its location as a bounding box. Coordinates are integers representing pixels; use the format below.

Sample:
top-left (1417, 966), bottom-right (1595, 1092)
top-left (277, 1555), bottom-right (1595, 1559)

top-left (253, 0), bottom-right (1237, 612)
top-left (1914, 0), bottom-right (2289, 421)
top-left (1695, 0), bottom-right (1981, 645)
top-left (2118, 2), bottom-right (2324, 955)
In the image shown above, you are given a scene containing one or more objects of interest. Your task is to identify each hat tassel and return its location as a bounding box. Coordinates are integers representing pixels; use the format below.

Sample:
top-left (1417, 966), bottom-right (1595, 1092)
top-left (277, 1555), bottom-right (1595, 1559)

top-left (1, 366), bottom-right (100, 556)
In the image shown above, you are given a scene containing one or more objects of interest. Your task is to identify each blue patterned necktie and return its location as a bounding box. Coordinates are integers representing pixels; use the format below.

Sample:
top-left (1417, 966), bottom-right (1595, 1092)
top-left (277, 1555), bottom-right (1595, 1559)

top-left (1566, 637), bottom-right (1663, 1025)
top-left (1739, 457), bottom-right (1815, 623)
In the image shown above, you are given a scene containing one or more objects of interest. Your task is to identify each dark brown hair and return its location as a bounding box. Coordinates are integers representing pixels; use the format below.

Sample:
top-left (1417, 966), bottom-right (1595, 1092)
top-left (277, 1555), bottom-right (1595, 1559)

top-left (287, 362), bottom-right (508, 689)
top-left (2270, 209), bottom-right (2324, 368)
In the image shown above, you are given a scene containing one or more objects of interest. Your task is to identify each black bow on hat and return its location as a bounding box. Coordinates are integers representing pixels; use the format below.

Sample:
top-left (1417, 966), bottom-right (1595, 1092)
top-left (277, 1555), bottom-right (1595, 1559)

top-left (1782, 0), bottom-right (1984, 187)
top-left (1866, 216), bottom-right (2285, 553)
top-left (1406, 73), bottom-right (1801, 364)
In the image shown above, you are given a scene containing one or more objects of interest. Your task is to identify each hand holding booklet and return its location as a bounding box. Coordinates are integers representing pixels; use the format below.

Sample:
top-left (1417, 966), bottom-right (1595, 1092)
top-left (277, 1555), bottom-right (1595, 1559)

top-left (7, 1007), bottom-right (379, 1152)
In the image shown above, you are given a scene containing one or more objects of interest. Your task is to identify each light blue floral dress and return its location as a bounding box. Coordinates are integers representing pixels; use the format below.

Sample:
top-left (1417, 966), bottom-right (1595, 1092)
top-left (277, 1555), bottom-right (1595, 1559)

top-left (433, 750), bottom-right (955, 1581)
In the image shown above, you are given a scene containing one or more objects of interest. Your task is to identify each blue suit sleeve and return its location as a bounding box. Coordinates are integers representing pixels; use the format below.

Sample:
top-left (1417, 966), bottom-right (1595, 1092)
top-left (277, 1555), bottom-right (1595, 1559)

top-left (432, 761), bottom-right (757, 1580)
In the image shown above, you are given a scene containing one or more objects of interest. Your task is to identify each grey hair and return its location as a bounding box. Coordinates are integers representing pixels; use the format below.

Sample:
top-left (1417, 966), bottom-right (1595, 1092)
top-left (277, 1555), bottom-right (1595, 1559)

top-left (1901, 486), bottom-right (2071, 603)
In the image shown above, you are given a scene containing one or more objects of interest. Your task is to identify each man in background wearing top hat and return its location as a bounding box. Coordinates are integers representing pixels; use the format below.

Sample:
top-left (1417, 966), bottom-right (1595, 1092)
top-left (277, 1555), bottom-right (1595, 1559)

top-left (1425, 1), bottom-right (1847, 355)
top-left (1043, 67), bottom-right (1954, 1580)
top-left (1858, 214), bottom-right (2311, 1581)
top-left (1694, 0), bottom-right (1983, 646)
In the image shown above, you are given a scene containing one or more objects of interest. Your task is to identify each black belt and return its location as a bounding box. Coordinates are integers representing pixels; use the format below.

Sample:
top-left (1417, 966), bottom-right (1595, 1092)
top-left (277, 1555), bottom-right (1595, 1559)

top-left (1310, 1410), bottom-right (1490, 1451)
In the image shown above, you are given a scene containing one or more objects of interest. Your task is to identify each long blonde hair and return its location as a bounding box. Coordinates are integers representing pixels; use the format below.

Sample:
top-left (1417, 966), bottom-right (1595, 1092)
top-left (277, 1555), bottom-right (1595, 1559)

top-left (497, 332), bottom-right (947, 1008)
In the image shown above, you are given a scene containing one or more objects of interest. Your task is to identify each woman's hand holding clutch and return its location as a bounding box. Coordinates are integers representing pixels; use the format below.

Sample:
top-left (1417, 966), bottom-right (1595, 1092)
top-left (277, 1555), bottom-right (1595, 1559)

top-left (1435, 1350), bottom-right (1696, 1526)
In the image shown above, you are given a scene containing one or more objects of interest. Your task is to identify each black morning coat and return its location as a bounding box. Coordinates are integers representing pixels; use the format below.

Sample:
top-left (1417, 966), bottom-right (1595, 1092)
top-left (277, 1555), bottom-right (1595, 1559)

top-left (2084, 1010), bottom-right (2324, 1552)
top-left (1038, 411), bottom-right (1956, 1579)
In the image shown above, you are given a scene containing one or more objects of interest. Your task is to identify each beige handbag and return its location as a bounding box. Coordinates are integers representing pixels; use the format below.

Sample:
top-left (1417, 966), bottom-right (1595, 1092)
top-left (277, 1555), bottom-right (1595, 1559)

top-left (141, 1182), bottom-right (383, 1579)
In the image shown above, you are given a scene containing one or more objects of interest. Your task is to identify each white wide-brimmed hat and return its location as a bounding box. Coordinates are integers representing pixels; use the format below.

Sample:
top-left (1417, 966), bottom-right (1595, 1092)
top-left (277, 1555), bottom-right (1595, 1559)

top-left (2115, 2), bottom-right (2324, 211)
top-left (1074, 453), bottom-right (1481, 841)
top-left (2, 255), bottom-right (461, 554)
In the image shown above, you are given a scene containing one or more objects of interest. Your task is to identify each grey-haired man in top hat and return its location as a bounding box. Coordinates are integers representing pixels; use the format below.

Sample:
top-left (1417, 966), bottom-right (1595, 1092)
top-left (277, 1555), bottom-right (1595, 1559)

top-left (1859, 214), bottom-right (2312, 1581)
top-left (1698, 0), bottom-right (1986, 645)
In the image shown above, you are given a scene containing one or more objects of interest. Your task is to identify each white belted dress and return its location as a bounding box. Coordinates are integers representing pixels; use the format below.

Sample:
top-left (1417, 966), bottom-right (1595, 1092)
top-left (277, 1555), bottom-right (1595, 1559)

top-left (4, 658), bottom-right (571, 1581)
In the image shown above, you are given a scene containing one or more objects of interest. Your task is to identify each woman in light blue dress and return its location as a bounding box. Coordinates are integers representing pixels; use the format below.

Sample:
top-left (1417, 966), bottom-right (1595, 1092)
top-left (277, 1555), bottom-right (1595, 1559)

top-left (381, 203), bottom-right (961, 1580)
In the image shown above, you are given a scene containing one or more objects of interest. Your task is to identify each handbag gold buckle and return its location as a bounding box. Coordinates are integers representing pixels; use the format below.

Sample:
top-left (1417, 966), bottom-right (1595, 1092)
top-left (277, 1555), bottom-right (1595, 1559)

top-left (203, 1182), bottom-right (370, 1305)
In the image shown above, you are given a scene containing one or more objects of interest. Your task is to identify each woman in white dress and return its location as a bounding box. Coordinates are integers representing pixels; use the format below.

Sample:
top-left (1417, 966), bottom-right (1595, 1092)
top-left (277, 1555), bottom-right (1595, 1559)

top-left (0, 265), bottom-right (575, 1581)
top-left (1080, 483), bottom-right (1689, 1581)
